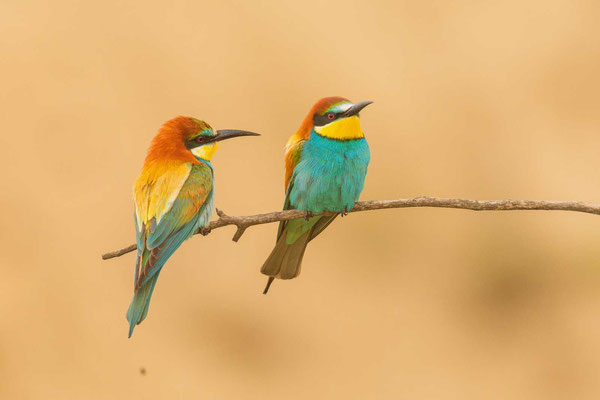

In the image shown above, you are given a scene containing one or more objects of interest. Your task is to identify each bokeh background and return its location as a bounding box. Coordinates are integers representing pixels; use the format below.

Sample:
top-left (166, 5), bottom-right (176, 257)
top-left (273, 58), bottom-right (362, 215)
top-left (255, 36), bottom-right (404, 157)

top-left (2, 1), bottom-right (600, 398)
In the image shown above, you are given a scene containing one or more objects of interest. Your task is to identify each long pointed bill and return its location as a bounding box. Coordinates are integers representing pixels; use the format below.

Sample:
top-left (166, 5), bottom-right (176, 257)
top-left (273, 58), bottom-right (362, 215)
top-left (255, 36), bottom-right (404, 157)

top-left (213, 129), bottom-right (261, 142)
top-left (342, 100), bottom-right (373, 118)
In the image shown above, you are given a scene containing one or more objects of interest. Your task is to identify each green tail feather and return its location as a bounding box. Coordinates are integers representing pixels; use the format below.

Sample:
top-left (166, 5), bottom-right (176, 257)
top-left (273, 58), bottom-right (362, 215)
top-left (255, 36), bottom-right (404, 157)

top-left (261, 227), bottom-right (310, 281)
top-left (127, 272), bottom-right (160, 338)
top-left (261, 215), bottom-right (338, 294)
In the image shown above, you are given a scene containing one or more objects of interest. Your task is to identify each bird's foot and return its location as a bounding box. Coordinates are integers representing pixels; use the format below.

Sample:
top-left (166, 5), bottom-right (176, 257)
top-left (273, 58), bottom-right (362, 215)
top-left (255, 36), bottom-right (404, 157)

top-left (199, 226), bottom-right (211, 236)
top-left (340, 207), bottom-right (349, 217)
top-left (304, 211), bottom-right (314, 221)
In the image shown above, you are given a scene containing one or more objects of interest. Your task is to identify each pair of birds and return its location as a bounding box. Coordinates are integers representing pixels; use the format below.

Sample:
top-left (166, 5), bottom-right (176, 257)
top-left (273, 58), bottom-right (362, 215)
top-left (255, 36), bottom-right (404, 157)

top-left (128, 96), bottom-right (372, 337)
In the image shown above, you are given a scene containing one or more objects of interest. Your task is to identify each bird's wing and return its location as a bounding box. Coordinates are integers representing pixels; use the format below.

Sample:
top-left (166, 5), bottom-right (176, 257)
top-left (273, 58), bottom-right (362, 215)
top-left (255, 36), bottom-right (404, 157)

top-left (279, 137), bottom-right (339, 243)
top-left (284, 138), bottom-right (305, 192)
top-left (276, 140), bottom-right (306, 240)
top-left (277, 139), bottom-right (338, 242)
top-left (133, 162), bottom-right (213, 288)
top-left (134, 161), bottom-right (193, 229)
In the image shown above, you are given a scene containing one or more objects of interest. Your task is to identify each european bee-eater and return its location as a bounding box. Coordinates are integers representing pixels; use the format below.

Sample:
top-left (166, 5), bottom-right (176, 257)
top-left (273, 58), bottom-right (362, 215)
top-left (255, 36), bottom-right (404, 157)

top-left (128, 116), bottom-right (259, 337)
top-left (261, 97), bottom-right (372, 294)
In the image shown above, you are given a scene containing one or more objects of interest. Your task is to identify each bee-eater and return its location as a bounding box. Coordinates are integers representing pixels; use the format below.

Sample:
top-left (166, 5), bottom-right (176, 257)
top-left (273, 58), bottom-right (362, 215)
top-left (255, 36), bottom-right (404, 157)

top-left (261, 97), bottom-right (372, 294)
top-left (128, 116), bottom-right (259, 337)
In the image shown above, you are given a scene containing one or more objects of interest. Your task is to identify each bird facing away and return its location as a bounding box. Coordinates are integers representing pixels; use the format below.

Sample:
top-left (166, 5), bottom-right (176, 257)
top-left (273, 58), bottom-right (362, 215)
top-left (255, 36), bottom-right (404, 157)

top-left (261, 97), bottom-right (372, 294)
top-left (128, 116), bottom-right (259, 337)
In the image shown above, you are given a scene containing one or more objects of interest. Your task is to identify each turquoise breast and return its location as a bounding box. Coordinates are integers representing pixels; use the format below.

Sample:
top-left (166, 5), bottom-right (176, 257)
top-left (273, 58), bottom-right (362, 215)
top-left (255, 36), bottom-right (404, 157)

top-left (289, 131), bottom-right (370, 213)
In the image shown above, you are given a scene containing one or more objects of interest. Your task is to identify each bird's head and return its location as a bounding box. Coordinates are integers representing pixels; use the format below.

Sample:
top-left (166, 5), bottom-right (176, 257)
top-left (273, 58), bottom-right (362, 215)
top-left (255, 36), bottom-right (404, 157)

top-left (307, 97), bottom-right (373, 141)
top-left (183, 117), bottom-right (260, 161)
top-left (146, 117), bottom-right (260, 164)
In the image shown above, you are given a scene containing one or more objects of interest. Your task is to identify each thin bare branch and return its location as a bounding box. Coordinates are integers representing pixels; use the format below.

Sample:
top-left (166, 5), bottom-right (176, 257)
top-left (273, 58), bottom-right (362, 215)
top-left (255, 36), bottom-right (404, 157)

top-left (101, 196), bottom-right (600, 260)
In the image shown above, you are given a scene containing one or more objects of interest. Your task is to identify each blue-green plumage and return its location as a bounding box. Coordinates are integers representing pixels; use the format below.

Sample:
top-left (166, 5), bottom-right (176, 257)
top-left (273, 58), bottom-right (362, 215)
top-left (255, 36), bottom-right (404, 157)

top-left (290, 131), bottom-right (370, 213)
top-left (261, 97), bottom-right (372, 293)
top-left (261, 127), bottom-right (370, 292)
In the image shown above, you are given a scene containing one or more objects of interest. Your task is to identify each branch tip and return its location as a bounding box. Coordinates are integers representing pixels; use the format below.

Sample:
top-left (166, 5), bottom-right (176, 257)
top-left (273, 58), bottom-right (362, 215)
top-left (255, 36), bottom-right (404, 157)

top-left (232, 226), bottom-right (247, 242)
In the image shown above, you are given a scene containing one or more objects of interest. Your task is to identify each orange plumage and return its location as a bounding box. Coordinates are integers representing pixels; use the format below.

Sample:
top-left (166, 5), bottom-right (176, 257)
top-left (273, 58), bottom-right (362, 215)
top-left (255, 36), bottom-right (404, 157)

top-left (143, 116), bottom-right (211, 166)
top-left (134, 117), bottom-right (213, 228)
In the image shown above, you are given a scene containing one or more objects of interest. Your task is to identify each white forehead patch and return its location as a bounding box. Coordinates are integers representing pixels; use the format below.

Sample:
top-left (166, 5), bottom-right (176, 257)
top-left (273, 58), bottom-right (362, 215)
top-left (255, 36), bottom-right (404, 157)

top-left (329, 102), bottom-right (352, 113)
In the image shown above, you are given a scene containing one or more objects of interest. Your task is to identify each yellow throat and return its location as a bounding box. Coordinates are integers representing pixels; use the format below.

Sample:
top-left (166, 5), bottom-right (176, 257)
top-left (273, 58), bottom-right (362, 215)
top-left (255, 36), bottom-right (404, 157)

top-left (191, 142), bottom-right (219, 160)
top-left (314, 116), bottom-right (364, 140)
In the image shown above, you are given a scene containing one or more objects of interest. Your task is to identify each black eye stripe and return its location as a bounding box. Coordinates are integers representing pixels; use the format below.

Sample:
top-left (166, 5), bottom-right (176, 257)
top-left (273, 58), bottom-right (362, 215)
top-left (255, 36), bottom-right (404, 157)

top-left (313, 112), bottom-right (341, 127)
top-left (185, 135), bottom-right (210, 149)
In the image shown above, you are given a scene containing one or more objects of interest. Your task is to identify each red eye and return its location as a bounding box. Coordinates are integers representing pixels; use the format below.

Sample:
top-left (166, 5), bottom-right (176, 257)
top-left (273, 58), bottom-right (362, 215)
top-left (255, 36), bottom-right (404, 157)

top-left (327, 113), bottom-right (335, 120)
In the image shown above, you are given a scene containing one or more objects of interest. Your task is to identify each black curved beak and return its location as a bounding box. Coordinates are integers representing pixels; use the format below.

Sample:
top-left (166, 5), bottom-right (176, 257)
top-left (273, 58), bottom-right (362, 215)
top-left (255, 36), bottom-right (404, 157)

top-left (213, 129), bottom-right (261, 142)
top-left (342, 101), bottom-right (373, 118)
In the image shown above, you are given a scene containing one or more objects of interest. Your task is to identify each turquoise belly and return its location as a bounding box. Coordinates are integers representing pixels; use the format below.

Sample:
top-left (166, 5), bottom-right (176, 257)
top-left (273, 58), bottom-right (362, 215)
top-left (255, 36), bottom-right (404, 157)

top-left (289, 131), bottom-right (370, 213)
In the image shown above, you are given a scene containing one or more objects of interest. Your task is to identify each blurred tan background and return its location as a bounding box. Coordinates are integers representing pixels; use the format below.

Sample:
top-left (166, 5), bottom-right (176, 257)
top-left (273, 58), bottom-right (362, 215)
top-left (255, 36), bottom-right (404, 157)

top-left (1, 0), bottom-right (600, 398)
